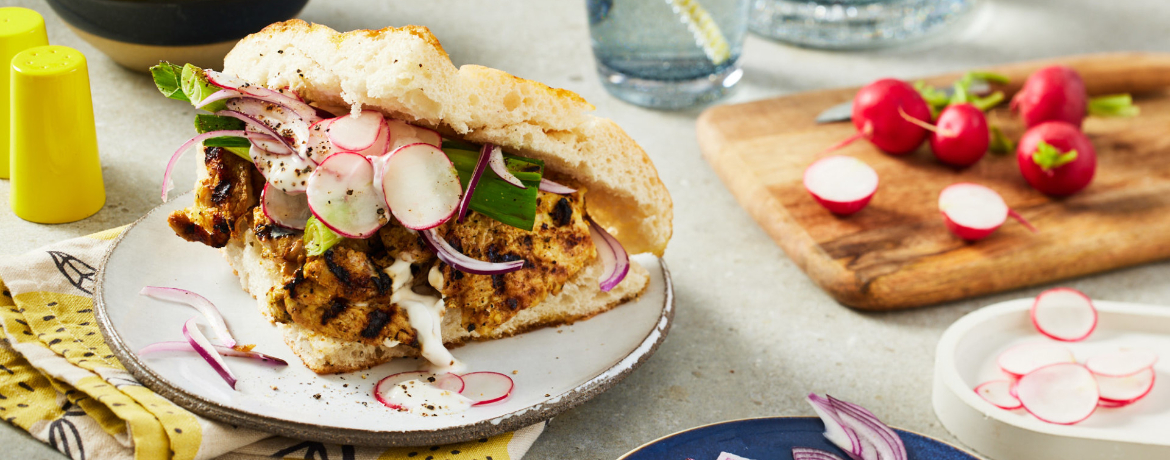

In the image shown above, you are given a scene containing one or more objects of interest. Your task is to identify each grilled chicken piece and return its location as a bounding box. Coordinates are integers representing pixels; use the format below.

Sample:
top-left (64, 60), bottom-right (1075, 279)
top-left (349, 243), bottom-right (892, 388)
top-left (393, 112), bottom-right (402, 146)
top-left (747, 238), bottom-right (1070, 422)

top-left (168, 146), bottom-right (260, 248)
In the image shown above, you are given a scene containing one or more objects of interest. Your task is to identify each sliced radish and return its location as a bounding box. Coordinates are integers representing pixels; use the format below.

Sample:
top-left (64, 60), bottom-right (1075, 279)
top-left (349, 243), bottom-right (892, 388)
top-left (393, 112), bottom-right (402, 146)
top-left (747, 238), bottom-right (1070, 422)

top-left (998, 342), bottom-right (1075, 377)
top-left (1031, 287), bottom-right (1097, 342)
top-left (1098, 398), bottom-right (1135, 408)
top-left (381, 143), bottom-right (463, 230)
top-left (251, 144), bottom-right (316, 194)
top-left (356, 121), bottom-right (391, 157)
top-left (305, 119), bottom-right (335, 164)
top-left (488, 145), bottom-right (526, 189)
top-left (305, 152), bottom-right (389, 238)
top-left (803, 155), bottom-right (878, 215)
top-left (1097, 367), bottom-right (1156, 404)
top-left (374, 372), bottom-right (469, 412)
top-left (460, 371), bottom-right (514, 405)
top-left (1016, 363), bottom-right (1099, 425)
top-left (386, 119), bottom-right (442, 152)
top-left (1086, 349), bottom-right (1159, 377)
top-left (975, 380), bottom-right (1023, 410)
top-left (939, 183), bottom-right (1036, 241)
top-left (262, 183), bottom-right (312, 230)
top-left (328, 111), bottom-right (384, 151)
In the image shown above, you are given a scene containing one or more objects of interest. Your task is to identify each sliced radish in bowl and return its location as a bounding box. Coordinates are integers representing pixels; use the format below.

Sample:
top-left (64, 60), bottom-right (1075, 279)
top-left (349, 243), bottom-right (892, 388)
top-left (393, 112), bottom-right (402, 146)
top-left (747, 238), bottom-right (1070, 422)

top-left (803, 155), bottom-right (878, 215)
top-left (975, 380), bottom-right (1023, 410)
top-left (1016, 362), bottom-right (1099, 425)
top-left (306, 152), bottom-right (389, 238)
top-left (262, 183), bottom-right (312, 230)
top-left (328, 111), bottom-right (384, 151)
top-left (251, 144), bottom-right (316, 194)
top-left (460, 371), bottom-right (514, 405)
top-left (382, 143), bottom-right (463, 230)
top-left (998, 341), bottom-right (1075, 377)
top-left (1096, 367), bottom-right (1156, 404)
top-left (1031, 287), bottom-right (1097, 342)
top-left (1085, 349), bottom-right (1159, 377)
top-left (939, 183), bottom-right (1036, 241)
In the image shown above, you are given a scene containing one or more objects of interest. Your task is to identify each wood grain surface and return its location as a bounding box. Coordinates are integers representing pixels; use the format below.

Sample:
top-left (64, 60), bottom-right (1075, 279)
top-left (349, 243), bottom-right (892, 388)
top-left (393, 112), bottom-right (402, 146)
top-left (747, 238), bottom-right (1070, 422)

top-left (697, 53), bottom-right (1170, 310)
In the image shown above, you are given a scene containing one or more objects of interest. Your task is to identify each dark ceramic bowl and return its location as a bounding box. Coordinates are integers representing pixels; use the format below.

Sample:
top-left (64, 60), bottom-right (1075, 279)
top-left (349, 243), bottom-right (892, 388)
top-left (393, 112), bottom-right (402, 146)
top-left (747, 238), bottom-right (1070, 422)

top-left (46, 0), bottom-right (309, 71)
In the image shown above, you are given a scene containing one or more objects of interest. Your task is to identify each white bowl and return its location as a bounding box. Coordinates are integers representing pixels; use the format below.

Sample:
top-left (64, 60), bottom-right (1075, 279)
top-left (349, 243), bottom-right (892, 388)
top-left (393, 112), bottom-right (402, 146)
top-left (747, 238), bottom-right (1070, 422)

top-left (933, 298), bottom-right (1170, 460)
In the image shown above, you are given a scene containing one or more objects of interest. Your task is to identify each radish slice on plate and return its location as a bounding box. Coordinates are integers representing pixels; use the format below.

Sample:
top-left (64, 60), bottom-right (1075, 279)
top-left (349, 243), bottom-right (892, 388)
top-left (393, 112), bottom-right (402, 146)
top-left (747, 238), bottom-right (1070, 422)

top-left (1085, 349), bottom-right (1159, 377)
top-left (975, 380), bottom-right (1023, 410)
top-left (262, 183), bottom-right (312, 230)
top-left (1031, 287), bottom-right (1097, 342)
top-left (306, 152), bottom-right (389, 238)
top-left (998, 342), bottom-right (1075, 377)
top-left (386, 119), bottom-right (441, 152)
top-left (803, 155), bottom-right (878, 215)
top-left (939, 183), bottom-right (1036, 241)
top-left (328, 111), bottom-right (384, 151)
top-left (460, 372), bottom-right (514, 405)
top-left (374, 372), bottom-right (471, 414)
top-left (1096, 367), bottom-right (1156, 404)
top-left (375, 371), bottom-right (465, 395)
top-left (381, 143), bottom-right (463, 230)
top-left (1016, 363), bottom-right (1099, 425)
top-left (251, 144), bottom-right (316, 194)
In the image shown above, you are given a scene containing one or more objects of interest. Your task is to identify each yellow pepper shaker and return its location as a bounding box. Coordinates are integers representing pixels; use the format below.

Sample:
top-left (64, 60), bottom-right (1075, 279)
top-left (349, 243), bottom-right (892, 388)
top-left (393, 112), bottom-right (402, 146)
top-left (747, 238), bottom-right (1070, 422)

top-left (9, 45), bottom-right (105, 223)
top-left (1, 7), bottom-right (48, 179)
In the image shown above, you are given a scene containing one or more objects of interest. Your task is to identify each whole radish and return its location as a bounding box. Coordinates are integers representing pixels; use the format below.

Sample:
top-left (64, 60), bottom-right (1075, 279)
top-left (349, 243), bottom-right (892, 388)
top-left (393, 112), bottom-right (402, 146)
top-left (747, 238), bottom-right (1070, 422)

top-left (1016, 121), bottom-right (1096, 196)
top-left (900, 103), bottom-right (990, 167)
top-left (825, 79), bottom-right (933, 155)
top-left (1011, 66), bottom-right (1087, 129)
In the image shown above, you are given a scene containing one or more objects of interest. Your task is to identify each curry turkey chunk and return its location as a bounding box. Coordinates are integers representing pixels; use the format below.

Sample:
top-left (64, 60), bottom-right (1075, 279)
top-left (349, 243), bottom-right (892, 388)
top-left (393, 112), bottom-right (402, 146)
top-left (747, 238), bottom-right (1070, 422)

top-left (168, 146), bottom-right (262, 248)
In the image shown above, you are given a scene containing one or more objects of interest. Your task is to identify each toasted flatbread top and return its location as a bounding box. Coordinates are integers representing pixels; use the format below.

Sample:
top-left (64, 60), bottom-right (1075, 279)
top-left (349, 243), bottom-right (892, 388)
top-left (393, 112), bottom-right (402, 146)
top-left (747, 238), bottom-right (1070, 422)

top-left (223, 20), bottom-right (672, 255)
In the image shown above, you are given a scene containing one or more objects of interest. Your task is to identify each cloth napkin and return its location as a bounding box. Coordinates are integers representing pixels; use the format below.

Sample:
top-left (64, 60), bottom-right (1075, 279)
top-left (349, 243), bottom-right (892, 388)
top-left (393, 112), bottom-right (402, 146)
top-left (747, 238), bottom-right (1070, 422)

top-left (0, 227), bottom-right (544, 460)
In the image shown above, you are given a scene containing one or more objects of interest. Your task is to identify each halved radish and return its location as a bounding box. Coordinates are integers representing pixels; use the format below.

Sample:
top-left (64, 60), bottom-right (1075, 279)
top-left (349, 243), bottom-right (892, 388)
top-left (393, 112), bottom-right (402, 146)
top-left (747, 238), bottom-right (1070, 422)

top-left (328, 111), bottom-right (384, 151)
top-left (305, 119), bottom-right (335, 164)
top-left (1016, 363), bottom-right (1099, 425)
top-left (374, 371), bottom-right (467, 411)
top-left (387, 119), bottom-right (442, 152)
top-left (939, 183), bottom-right (1036, 241)
top-left (998, 342), bottom-right (1075, 377)
top-left (975, 380), bottom-right (1023, 410)
top-left (1096, 367), bottom-right (1156, 404)
top-left (1086, 349), bottom-right (1159, 377)
top-left (1031, 287), bottom-right (1097, 342)
top-left (251, 144), bottom-right (316, 194)
top-left (460, 371), bottom-right (514, 405)
top-left (802, 155), bottom-right (878, 215)
top-left (381, 143), bottom-right (463, 230)
top-left (261, 183), bottom-right (312, 230)
top-left (305, 152), bottom-right (389, 238)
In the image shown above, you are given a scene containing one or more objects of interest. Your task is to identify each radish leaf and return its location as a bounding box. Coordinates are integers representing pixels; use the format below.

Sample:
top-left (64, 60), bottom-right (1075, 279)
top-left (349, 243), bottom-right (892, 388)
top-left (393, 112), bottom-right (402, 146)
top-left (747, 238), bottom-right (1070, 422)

top-left (1032, 141), bottom-right (1078, 170)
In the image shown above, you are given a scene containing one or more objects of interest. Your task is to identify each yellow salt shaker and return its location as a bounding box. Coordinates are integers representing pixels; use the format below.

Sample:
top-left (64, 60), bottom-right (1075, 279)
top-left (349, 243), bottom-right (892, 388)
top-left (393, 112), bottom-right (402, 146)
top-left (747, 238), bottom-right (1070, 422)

top-left (10, 45), bottom-right (105, 223)
top-left (1, 7), bottom-right (48, 179)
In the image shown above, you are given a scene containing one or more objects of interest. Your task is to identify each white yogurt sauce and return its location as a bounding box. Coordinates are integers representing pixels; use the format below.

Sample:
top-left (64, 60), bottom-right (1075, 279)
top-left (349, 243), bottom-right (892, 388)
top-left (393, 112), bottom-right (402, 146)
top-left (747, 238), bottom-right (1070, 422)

top-left (385, 257), bottom-right (464, 372)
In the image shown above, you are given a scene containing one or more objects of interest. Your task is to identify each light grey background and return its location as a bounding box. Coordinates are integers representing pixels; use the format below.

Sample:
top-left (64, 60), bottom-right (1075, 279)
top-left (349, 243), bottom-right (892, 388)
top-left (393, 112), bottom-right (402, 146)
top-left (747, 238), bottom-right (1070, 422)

top-left (2, 0), bottom-right (1169, 459)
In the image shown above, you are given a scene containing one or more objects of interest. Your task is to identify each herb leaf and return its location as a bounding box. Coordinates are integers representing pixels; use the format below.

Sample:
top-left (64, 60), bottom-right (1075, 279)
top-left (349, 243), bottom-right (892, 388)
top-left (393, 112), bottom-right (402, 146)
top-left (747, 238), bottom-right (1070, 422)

top-left (181, 64), bottom-right (228, 112)
top-left (192, 114), bottom-right (250, 159)
top-left (150, 62), bottom-right (188, 102)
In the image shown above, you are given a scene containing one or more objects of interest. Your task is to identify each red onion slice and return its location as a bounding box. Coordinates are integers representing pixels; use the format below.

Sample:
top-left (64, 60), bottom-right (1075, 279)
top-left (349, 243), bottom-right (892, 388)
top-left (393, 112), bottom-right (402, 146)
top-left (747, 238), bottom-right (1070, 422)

top-left (792, 448), bottom-right (847, 460)
top-left (262, 183), bottom-right (312, 230)
top-left (138, 341), bottom-right (287, 365)
top-left (586, 217), bottom-right (630, 292)
top-left (194, 88), bottom-right (242, 109)
top-left (460, 371), bottom-right (514, 405)
top-left (162, 130), bottom-right (249, 202)
top-left (182, 317), bottom-right (238, 389)
top-left (538, 178), bottom-right (576, 195)
top-left (808, 393), bottom-right (863, 460)
top-left (808, 393), bottom-right (907, 460)
top-left (224, 98), bottom-right (310, 155)
top-left (488, 146), bottom-right (525, 189)
top-left (423, 228), bottom-right (525, 275)
top-left (204, 70), bottom-right (321, 123)
top-left (213, 110), bottom-right (296, 154)
top-left (140, 287), bottom-right (236, 347)
top-left (456, 143), bottom-right (493, 223)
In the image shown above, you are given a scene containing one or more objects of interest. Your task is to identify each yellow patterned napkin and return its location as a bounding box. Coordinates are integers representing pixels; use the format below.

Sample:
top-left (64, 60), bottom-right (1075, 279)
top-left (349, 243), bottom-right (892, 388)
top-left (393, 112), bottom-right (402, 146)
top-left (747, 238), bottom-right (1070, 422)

top-left (0, 227), bottom-right (544, 460)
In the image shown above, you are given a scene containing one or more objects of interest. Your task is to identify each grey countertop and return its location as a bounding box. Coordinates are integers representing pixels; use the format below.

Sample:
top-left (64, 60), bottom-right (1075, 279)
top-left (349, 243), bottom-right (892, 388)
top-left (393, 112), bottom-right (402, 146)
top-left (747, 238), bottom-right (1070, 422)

top-left (3, 1), bottom-right (1169, 459)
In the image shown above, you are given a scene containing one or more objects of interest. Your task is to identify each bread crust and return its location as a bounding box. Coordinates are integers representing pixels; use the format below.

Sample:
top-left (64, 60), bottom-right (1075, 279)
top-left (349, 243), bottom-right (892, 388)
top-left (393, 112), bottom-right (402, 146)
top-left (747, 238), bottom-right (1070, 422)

top-left (223, 19), bottom-right (672, 255)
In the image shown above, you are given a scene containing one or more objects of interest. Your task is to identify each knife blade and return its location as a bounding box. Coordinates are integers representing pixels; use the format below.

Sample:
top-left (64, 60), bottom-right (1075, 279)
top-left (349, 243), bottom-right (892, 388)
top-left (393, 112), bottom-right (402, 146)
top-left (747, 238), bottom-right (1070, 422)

top-left (814, 81), bottom-right (991, 124)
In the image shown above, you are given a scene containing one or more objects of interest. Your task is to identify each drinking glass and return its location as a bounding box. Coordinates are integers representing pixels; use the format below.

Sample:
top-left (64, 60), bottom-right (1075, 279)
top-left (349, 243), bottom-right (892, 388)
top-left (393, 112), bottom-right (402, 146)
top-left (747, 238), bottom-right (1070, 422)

top-left (588, 0), bottom-right (751, 109)
top-left (749, 0), bottom-right (978, 49)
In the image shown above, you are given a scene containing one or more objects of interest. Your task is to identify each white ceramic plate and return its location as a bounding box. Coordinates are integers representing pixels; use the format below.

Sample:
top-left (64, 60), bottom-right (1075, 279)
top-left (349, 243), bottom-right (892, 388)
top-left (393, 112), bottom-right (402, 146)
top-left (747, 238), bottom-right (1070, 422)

top-left (933, 298), bottom-right (1170, 460)
top-left (94, 195), bottom-right (674, 446)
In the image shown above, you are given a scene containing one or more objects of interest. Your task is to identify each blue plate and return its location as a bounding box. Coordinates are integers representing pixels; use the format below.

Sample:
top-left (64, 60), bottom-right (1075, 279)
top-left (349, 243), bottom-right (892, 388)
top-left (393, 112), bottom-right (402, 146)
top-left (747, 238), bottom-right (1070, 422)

top-left (620, 417), bottom-right (977, 460)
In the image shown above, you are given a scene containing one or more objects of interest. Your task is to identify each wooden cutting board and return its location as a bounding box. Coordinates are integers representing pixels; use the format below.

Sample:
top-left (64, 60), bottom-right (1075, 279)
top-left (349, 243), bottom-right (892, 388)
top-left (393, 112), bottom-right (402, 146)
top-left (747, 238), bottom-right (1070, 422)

top-left (697, 53), bottom-right (1170, 310)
